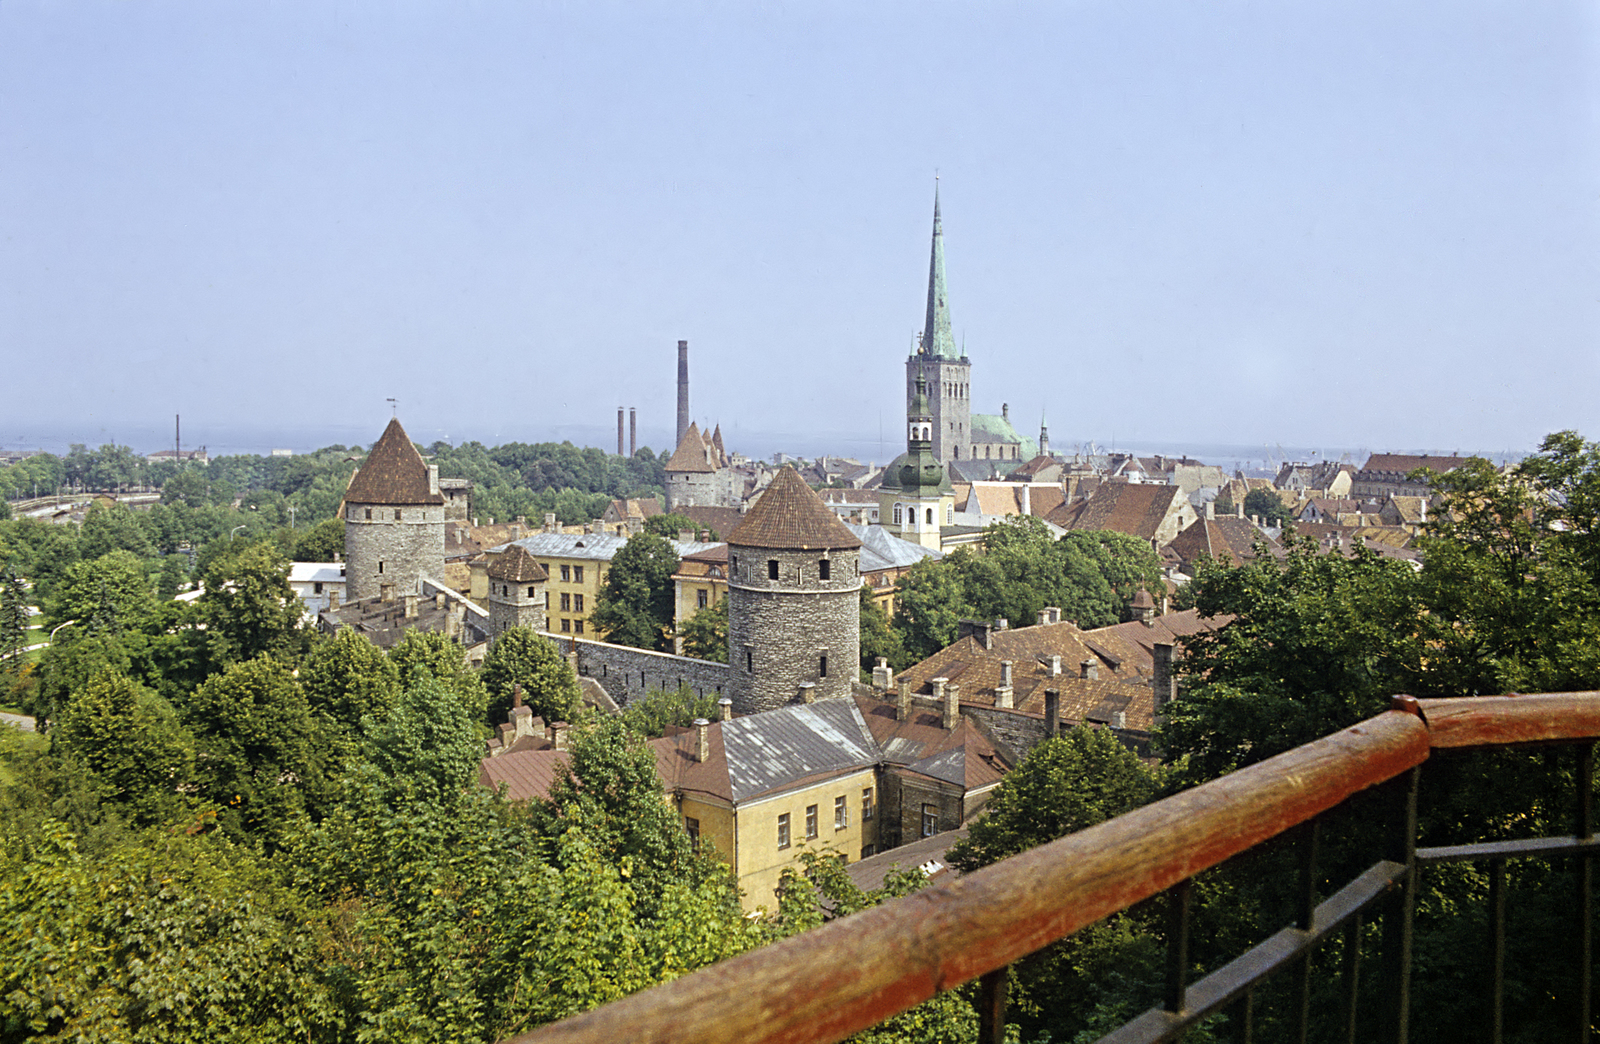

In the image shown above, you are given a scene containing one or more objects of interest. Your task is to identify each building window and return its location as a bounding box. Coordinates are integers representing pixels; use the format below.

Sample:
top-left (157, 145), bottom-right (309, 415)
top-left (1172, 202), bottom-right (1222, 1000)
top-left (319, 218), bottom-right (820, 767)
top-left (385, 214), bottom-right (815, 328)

top-left (685, 817), bottom-right (700, 851)
top-left (926, 508), bottom-right (934, 524)
top-left (863, 788), bottom-right (874, 821)
top-left (862, 844), bottom-right (876, 859)
top-left (778, 813), bottom-right (791, 849)
top-left (560, 565), bottom-right (571, 582)
top-left (574, 566), bottom-right (584, 583)
top-left (819, 559), bottom-right (830, 580)
top-left (573, 594), bottom-right (584, 612)
top-left (394, 509), bottom-right (402, 521)
top-left (561, 592), bottom-right (571, 611)
top-left (378, 560), bottom-right (384, 574)
top-left (820, 654), bottom-right (828, 678)
top-left (365, 508), bottom-right (372, 520)
top-left (525, 585), bottom-right (535, 598)
top-left (768, 560), bottom-right (779, 580)
top-left (313, 582), bottom-right (323, 595)
top-left (893, 504), bottom-right (903, 524)
top-left (805, 805), bottom-right (818, 840)
top-left (574, 619), bottom-right (584, 634)
top-left (560, 619), bottom-right (571, 633)
top-left (921, 804), bottom-right (938, 838)
top-left (545, 592), bottom-right (550, 609)
top-left (834, 795), bottom-right (847, 830)
top-left (697, 588), bottom-right (708, 609)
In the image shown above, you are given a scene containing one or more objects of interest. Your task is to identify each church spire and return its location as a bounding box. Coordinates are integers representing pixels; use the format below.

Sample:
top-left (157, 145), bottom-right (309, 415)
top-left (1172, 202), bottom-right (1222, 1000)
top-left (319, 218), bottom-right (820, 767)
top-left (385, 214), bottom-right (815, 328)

top-left (920, 183), bottom-right (957, 359)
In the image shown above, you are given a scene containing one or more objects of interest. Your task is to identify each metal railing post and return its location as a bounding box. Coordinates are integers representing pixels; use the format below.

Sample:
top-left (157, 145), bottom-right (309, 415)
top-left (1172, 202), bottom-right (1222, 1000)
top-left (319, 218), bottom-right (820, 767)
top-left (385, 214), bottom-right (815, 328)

top-left (1382, 766), bottom-right (1420, 1044)
top-left (1489, 859), bottom-right (1504, 1044)
top-left (1297, 819), bottom-right (1321, 1044)
top-left (1166, 878), bottom-right (1194, 1015)
top-left (1343, 914), bottom-right (1362, 1044)
top-left (1578, 743), bottom-right (1594, 1042)
top-left (977, 967), bottom-right (1008, 1044)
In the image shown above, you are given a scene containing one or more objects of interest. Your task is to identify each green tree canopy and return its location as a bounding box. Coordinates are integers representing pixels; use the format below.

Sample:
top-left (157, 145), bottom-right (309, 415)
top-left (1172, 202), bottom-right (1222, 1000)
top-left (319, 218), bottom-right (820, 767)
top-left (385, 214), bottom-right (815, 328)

top-left (592, 532), bottom-right (679, 651)
top-left (50, 670), bottom-right (196, 827)
top-left (619, 684), bottom-right (722, 739)
top-left (388, 629), bottom-right (491, 725)
top-left (676, 596), bottom-right (727, 663)
top-left (300, 625), bottom-right (401, 737)
top-left (481, 627), bottom-right (582, 725)
top-left (1243, 486), bottom-right (1292, 525)
top-left (198, 542), bottom-right (308, 667)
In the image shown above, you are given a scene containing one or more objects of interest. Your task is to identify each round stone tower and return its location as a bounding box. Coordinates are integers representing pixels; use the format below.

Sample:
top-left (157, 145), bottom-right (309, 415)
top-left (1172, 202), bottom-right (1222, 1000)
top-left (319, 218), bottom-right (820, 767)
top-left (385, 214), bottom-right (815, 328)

top-left (486, 543), bottom-right (549, 637)
top-left (343, 418), bottom-right (447, 602)
top-left (726, 466), bottom-right (862, 715)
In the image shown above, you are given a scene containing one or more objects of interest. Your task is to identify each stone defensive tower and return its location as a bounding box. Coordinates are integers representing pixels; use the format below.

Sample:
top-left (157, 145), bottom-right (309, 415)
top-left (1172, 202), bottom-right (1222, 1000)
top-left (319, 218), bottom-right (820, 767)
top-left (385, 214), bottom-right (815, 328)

top-left (906, 185), bottom-right (971, 463)
top-left (726, 467), bottom-right (861, 715)
top-left (343, 418), bottom-right (446, 602)
top-left (486, 543), bottom-right (549, 637)
top-left (676, 339), bottom-right (690, 449)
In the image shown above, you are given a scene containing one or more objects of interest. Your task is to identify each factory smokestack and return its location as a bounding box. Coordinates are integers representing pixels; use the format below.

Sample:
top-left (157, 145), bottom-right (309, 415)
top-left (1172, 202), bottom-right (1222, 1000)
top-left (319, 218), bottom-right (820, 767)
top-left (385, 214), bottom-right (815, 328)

top-left (676, 340), bottom-right (690, 448)
top-left (617, 407), bottom-right (625, 456)
top-left (629, 407), bottom-right (637, 456)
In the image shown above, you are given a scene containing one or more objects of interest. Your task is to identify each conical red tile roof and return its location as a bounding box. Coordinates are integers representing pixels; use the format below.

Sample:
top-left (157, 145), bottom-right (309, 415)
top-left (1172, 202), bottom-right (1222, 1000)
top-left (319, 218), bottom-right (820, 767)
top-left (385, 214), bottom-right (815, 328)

top-left (487, 543), bottom-right (548, 583)
top-left (344, 418), bottom-right (444, 505)
top-left (727, 467), bottom-right (861, 550)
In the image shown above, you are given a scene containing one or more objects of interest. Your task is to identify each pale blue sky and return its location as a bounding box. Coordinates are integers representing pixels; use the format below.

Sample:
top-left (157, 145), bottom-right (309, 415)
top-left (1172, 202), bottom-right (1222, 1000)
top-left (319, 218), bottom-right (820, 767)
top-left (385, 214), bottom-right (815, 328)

top-left (2, 1), bottom-right (1596, 461)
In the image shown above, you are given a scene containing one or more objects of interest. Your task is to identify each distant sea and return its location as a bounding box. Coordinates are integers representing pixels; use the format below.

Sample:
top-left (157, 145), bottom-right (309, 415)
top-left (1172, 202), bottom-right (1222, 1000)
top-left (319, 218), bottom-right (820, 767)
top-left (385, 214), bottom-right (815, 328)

top-left (1, 419), bottom-right (1528, 475)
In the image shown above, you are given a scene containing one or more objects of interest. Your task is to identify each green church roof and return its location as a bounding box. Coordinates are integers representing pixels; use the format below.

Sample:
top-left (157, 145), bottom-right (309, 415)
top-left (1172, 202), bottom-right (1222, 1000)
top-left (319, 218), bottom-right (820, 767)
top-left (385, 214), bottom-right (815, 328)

top-left (971, 413), bottom-right (1038, 460)
top-left (919, 186), bottom-right (958, 360)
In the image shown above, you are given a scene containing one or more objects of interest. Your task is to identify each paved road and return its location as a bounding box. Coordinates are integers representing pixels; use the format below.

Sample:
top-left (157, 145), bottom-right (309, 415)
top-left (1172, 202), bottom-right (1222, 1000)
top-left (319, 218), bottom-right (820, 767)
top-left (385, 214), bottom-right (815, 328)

top-left (0, 711), bottom-right (36, 732)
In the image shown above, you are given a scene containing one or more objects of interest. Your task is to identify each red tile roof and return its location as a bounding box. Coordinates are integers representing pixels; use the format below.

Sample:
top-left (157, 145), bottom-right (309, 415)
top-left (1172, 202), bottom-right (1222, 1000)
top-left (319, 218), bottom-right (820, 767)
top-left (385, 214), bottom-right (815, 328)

top-left (726, 467), bottom-right (862, 550)
top-left (344, 418), bottom-right (445, 506)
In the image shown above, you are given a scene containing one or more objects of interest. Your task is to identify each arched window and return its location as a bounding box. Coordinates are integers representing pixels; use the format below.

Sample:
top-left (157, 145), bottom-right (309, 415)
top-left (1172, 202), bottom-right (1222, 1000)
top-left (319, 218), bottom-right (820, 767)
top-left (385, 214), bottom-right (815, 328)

top-left (926, 507), bottom-right (934, 524)
top-left (893, 504), bottom-right (903, 524)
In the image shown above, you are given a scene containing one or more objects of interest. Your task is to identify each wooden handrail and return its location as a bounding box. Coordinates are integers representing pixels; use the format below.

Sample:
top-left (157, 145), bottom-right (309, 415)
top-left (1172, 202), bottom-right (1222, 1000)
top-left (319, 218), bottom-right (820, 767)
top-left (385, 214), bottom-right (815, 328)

top-left (510, 707), bottom-right (1432, 1044)
top-left (1419, 692), bottom-right (1600, 749)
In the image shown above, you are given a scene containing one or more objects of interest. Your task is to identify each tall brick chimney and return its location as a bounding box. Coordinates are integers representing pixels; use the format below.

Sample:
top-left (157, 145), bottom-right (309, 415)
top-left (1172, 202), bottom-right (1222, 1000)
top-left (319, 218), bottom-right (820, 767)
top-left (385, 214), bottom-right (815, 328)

top-left (629, 407), bottom-right (637, 456)
top-left (676, 340), bottom-right (690, 448)
top-left (694, 718), bottom-right (710, 763)
top-left (617, 407), bottom-right (625, 456)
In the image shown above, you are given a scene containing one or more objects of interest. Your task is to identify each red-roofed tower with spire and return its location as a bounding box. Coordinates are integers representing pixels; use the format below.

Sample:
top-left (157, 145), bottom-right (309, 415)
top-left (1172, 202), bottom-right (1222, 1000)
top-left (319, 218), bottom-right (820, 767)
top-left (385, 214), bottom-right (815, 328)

top-left (343, 417), bottom-right (447, 601)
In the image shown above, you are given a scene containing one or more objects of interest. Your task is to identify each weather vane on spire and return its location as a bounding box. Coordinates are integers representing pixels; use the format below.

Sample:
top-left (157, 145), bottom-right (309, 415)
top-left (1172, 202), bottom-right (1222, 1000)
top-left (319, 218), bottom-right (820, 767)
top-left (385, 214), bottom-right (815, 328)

top-left (386, 398), bottom-right (398, 417)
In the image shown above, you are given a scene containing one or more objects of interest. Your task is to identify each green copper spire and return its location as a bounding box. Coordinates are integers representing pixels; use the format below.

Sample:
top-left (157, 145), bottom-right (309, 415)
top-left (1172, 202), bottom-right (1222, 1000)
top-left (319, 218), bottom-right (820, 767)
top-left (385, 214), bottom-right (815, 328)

top-left (920, 184), bottom-right (958, 359)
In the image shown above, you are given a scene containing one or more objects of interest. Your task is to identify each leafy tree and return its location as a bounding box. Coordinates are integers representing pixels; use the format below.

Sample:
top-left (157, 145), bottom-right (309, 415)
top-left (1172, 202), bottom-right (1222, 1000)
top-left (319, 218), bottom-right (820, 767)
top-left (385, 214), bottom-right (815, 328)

top-left (289, 516), bottom-right (344, 562)
top-left (156, 552), bottom-right (189, 597)
top-left (481, 626), bottom-right (582, 725)
top-left (179, 657), bottom-right (332, 842)
top-left (644, 511), bottom-right (709, 540)
top-left (858, 586), bottom-right (908, 672)
top-left (29, 632), bottom-right (133, 731)
top-left (592, 532), bottom-right (679, 651)
top-left (198, 541), bottom-right (309, 667)
top-left (45, 549), bottom-right (154, 632)
top-left (0, 824), bottom-right (338, 1043)
top-left (619, 683), bottom-right (721, 738)
top-left (388, 629), bottom-right (491, 725)
top-left (1162, 533), bottom-right (1424, 782)
top-left (300, 625), bottom-right (401, 736)
top-left (893, 556), bottom-right (969, 661)
top-left (49, 670), bottom-right (195, 826)
top-left (949, 726), bottom-right (1158, 873)
top-left (364, 674), bottom-right (486, 806)
top-left (677, 596), bottom-right (728, 662)
top-left (77, 501), bottom-right (156, 560)
top-left (0, 561), bottom-right (29, 665)
top-left (1243, 486), bottom-right (1291, 525)
top-left (533, 715), bottom-right (703, 920)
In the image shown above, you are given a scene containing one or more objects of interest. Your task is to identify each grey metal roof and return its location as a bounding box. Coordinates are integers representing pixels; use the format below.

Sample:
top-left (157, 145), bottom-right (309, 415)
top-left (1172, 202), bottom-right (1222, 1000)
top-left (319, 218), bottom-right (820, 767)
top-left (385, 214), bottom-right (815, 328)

top-left (846, 523), bottom-right (943, 571)
top-left (497, 532), bottom-right (723, 563)
top-left (722, 699), bottom-right (879, 803)
top-left (905, 748), bottom-right (967, 787)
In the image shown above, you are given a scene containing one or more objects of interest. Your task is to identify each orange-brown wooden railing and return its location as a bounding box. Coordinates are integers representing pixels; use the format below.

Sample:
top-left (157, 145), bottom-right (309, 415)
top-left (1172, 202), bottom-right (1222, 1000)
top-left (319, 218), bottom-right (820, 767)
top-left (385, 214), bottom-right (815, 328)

top-left (505, 692), bottom-right (1600, 1044)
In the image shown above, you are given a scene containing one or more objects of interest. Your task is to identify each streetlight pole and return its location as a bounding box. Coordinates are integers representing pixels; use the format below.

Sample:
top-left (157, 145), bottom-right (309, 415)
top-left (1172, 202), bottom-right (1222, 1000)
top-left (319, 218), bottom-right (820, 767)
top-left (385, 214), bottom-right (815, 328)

top-left (231, 525), bottom-right (246, 542)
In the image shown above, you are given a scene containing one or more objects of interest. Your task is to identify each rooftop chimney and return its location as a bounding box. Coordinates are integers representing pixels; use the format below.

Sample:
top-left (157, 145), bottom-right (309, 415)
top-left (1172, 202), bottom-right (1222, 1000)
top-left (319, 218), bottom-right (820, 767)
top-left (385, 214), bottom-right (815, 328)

top-left (718, 696), bottom-right (733, 722)
top-left (995, 660), bottom-right (1014, 709)
top-left (544, 512), bottom-right (558, 533)
top-left (693, 718), bottom-right (710, 763)
top-left (428, 465), bottom-right (440, 496)
top-left (798, 681), bottom-right (816, 704)
top-left (1020, 484), bottom-right (1031, 517)
top-left (1049, 654), bottom-right (1062, 677)
top-left (1153, 642), bottom-right (1176, 723)
top-left (1044, 688), bottom-right (1061, 739)
top-left (943, 682), bottom-right (961, 730)
top-left (404, 593), bottom-right (418, 619)
top-left (897, 678), bottom-right (912, 721)
top-left (1080, 659), bottom-right (1099, 681)
top-left (872, 657), bottom-right (894, 692)
top-left (551, 722), bottom-right (571, 751)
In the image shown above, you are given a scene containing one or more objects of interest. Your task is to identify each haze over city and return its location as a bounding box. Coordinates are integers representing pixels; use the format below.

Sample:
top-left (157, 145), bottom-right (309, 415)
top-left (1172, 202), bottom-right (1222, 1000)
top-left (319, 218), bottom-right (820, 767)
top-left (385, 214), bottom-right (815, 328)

top-left (2, 1), bottom-right (1595, 461)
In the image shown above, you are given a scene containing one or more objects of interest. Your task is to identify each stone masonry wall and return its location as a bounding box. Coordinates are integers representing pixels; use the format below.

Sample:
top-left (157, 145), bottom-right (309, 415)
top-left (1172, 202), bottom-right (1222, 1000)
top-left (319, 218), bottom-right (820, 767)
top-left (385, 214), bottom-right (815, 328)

top-left (539, 632), bottom-right (730, 708)
top-left (728, 546), bottom-right (860, 715)
top-left (344, 504), bottom-right (446, 602)
top-left (962, 704), bottom-right (1152, 766)
top-left (488, 588), bottom-right (546, 638)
